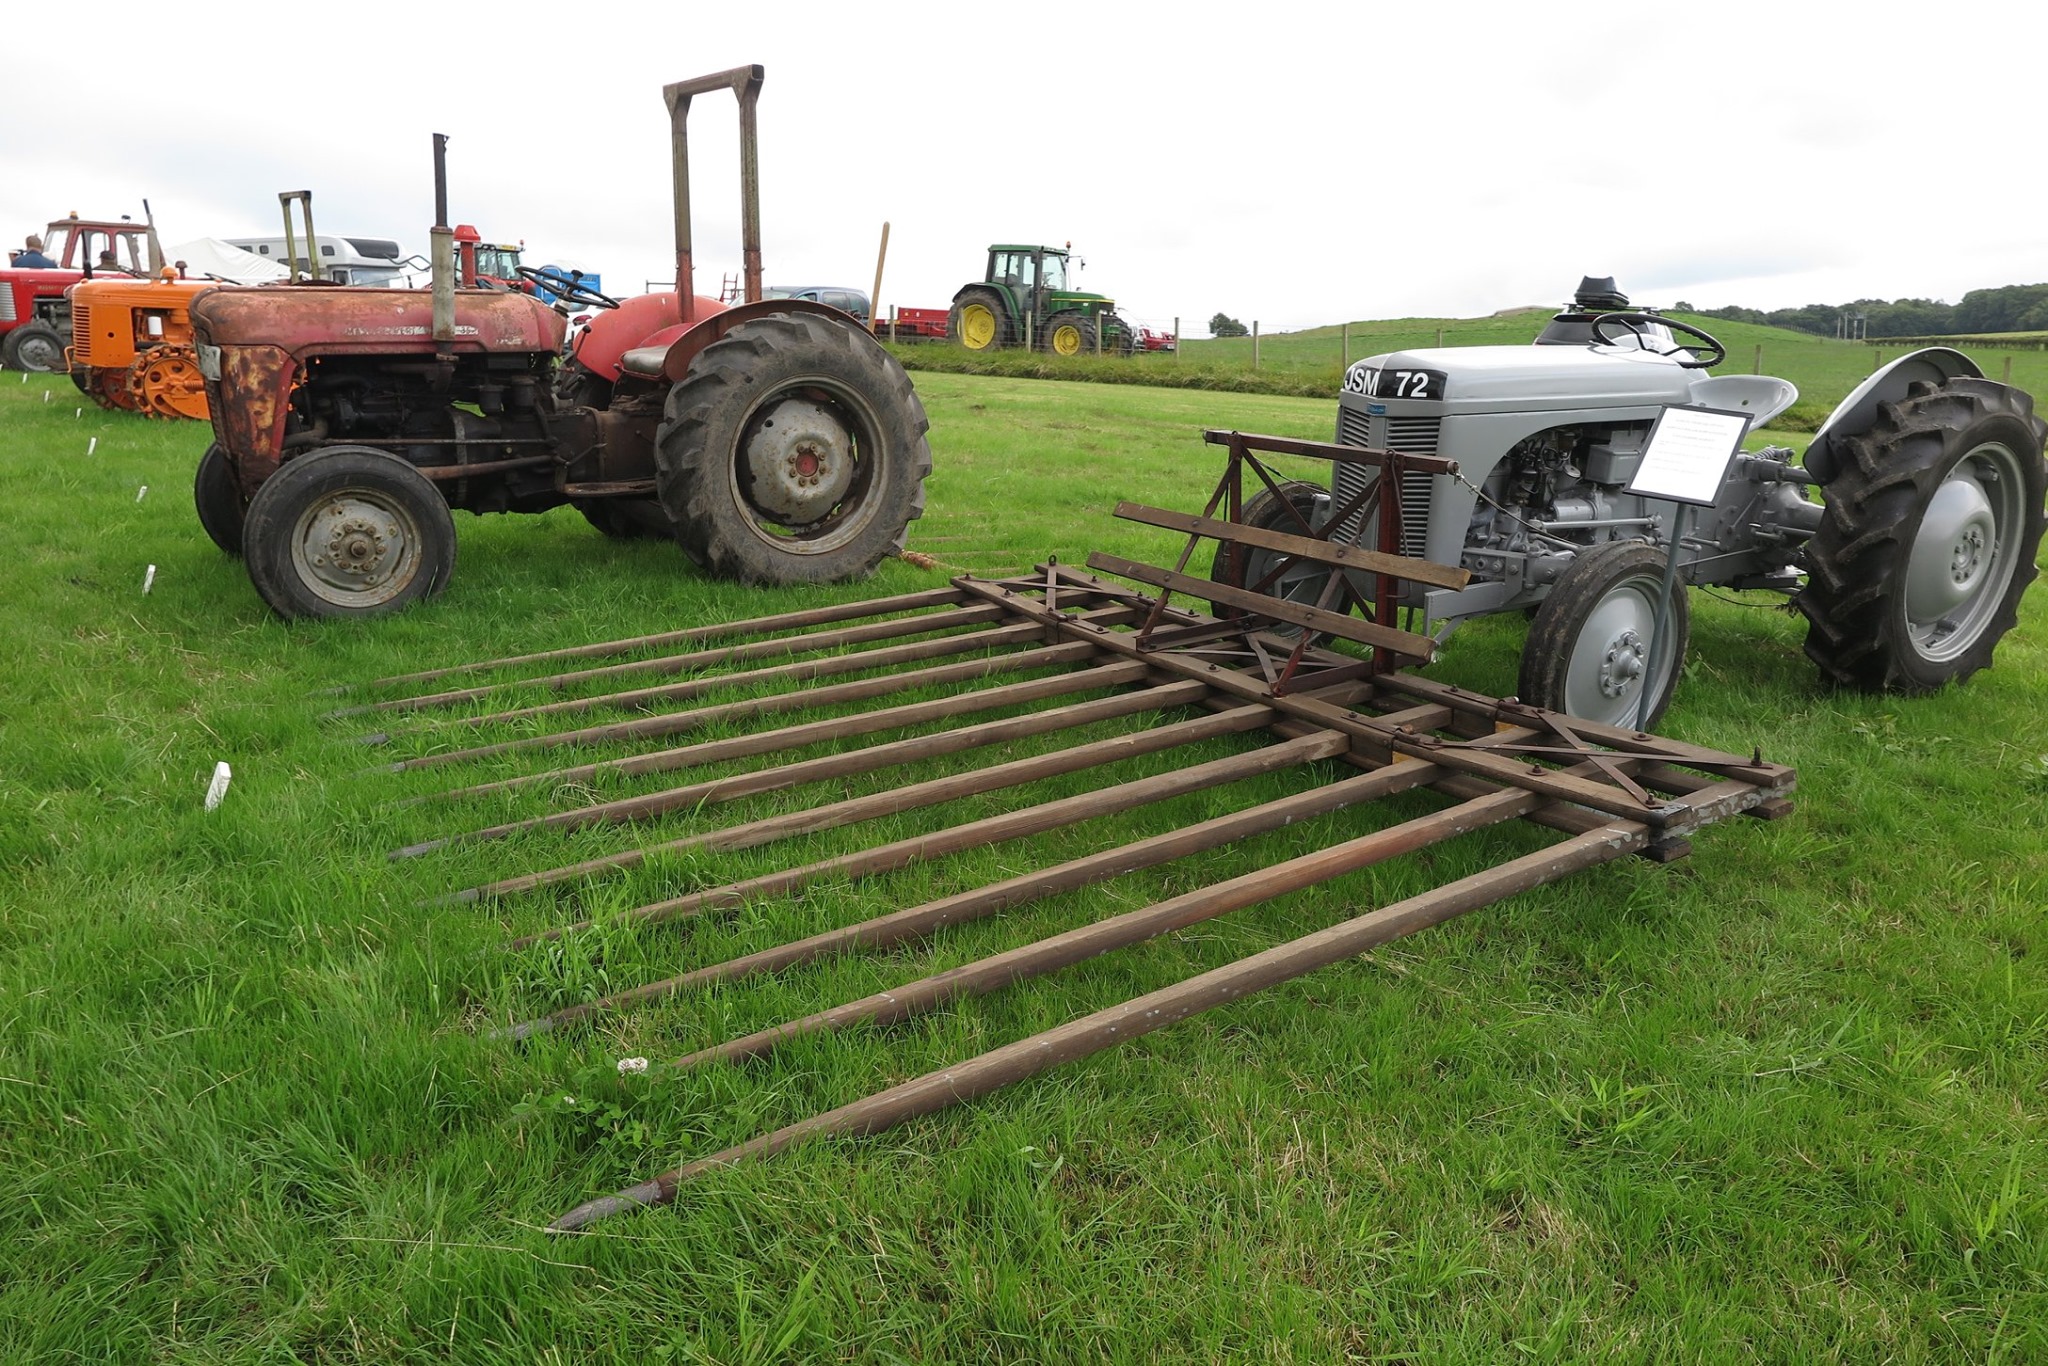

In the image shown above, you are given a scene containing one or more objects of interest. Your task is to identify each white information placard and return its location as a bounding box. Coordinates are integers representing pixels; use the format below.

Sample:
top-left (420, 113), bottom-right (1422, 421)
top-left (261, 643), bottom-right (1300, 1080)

top-left (1627, 405), bottom-right (1752, 507)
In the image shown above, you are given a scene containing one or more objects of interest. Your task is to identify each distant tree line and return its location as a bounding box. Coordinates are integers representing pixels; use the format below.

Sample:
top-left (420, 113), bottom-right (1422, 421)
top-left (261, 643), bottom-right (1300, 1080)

top-left (1669, 283), bottom-right (2048, 338)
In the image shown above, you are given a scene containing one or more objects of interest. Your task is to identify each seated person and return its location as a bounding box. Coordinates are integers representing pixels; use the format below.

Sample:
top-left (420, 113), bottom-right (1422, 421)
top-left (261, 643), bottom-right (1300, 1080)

top-left (10, 235), bottom-right (57, 269)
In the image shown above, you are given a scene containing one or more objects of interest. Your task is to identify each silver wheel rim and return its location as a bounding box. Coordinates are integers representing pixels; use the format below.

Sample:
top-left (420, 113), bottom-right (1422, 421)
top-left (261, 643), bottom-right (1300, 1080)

top-left (17, 332), bottom-right (62, 370)
top-left (1562, 575), bottom-right (1672, 726)
top-left (1903, 440), bottom-right (2025, 663)
top-left (728, 379), bottom-right (882, 555)
top-left (288, 489), bottom-right (425, 608)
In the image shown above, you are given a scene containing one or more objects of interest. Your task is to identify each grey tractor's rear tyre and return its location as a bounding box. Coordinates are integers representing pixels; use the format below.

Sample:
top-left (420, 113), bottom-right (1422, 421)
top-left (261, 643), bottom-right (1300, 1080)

top-left (1796, 376), bottom-right (2047, 693)
top-left (242, 445), bottom-right (457, 619)
top-left (948, 291), bottom-right (1009, 352)
top-left (1043, 311), bottom-right (1096, 357)
top-left (654, 311), bottom-right (931, 585)
top-left (6, 322), bottom-right (65, 373)
top-left (575, 498), bottom-right (674, 540)
top-left (554, 360), bottom-right (615, 411)
top-left (1208, 479), bottom-right (1332, 636)
top-left (194, 442), bottom-right (246, 556)
top-left (1519, 540), bottom-right (1690, 729)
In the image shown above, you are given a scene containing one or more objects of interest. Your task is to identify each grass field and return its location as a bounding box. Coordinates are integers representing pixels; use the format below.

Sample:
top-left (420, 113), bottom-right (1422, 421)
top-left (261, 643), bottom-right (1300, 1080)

top-left (2, 357), bottom-right (2044, 1362)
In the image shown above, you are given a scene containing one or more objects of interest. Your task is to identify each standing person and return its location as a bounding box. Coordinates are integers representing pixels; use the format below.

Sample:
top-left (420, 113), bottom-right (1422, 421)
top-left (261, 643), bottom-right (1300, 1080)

top-left (10, 235), bottom-right (57, 268)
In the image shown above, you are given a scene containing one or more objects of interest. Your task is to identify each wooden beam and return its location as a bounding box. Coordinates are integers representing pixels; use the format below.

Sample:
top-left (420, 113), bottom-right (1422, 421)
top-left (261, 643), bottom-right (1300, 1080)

top-left (1087, 552), bottom-right (1437, 662)
top-left (1113, 501), bottom-right (1470, 590)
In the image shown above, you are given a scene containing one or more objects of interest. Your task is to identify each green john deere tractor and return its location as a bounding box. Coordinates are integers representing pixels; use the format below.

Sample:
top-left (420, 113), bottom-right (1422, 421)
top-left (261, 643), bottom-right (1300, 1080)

top-left (947, 244), bottom-right (1135, 356)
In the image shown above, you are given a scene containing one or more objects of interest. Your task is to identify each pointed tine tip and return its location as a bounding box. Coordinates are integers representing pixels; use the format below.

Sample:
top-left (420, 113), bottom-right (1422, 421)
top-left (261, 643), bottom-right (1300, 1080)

top-left (548, 1181), bottom-right (668, 1233)
top-left (389, 838), bottom-right (448, 861)
top-left (488, 1016), bottom-right (551, 1045)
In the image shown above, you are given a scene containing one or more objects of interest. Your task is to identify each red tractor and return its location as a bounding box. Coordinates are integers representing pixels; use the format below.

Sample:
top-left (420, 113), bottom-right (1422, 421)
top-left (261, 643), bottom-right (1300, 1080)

top-left (3, 212), bottom-right (158, 371)
top-left (188, 66), bottom-right (931, 619)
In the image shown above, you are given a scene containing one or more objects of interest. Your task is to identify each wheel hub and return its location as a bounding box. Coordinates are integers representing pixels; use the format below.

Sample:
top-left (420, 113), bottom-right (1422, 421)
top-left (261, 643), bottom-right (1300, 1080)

top-left (297, 495), bottom-right (413, 599)
top-left (1906, 472), bottom-right (1996, 627)
top-left (742, 398), bottom-right (856, 525)
top-left (1599, 628), bottom-right (1647, 699)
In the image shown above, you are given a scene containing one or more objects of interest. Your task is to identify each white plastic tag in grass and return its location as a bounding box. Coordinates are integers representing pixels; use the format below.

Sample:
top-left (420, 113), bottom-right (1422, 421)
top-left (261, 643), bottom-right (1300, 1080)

top-left (87, 437), bottom-right (97, 457)
top-left (136, 486), bottom-right (147, 502)
top-left (204, 761), bottom-right (232, 811)
top-left (142, 564), bottom-right (156, 594)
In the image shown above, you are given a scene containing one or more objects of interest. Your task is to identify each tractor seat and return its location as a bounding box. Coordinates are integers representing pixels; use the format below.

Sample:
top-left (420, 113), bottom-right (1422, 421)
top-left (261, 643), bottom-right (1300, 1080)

top-left (619, 345), bottom-right (670, 380)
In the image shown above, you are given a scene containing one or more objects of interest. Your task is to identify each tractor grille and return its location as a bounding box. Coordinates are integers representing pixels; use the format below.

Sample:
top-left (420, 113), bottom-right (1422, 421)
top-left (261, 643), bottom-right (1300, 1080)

top-left (71, 305), bottom-right (91, 360)
top-left (1332, 408), bottom-right (1440, 558)
top-left (0, 292), bottom-right (14, 324)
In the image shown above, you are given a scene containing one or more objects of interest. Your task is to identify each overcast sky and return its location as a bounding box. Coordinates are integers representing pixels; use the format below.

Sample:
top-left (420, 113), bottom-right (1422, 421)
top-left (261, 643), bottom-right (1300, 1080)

top-left (10, 2), bottom-right (2043, 337)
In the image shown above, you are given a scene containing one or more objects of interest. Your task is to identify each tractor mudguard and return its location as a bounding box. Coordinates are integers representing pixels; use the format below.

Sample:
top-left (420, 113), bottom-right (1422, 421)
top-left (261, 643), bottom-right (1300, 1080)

top-left (572, 291), bottom-right (728, 382)
top-left (1803, 347), bottom-right (1981, 484)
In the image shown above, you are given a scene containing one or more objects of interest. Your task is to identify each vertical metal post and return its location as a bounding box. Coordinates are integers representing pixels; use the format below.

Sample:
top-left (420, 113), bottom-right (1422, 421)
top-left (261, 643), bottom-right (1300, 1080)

top-left (430, 133), bottom-right (455, 344)
top-left (1342, 321), bottom-right (1350, 369)
top-left (664, 65), bottom-right (768, 329)
top-left (870, 222), bottom-right (890, 332)
top-left (1173, 316), bottom-right (1180, 361)
top-left (1752, 343), bottom-right (1762, 375)
top-left (735, 71), bottom-right (763, 304)
top-left (1636, 503), bottom-right (1689, 731)
top-left (1252, 321), bottom-right (1260, 370)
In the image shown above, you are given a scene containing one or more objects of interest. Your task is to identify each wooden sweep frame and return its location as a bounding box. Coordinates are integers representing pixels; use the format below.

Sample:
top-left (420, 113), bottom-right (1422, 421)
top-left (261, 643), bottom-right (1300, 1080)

top-left (345, 431), bottom-right (1796, 1231)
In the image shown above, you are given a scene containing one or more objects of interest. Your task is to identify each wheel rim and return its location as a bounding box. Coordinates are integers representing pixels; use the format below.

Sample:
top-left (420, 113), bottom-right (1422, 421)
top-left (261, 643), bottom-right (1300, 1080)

top-left (961, 303), bottom-right (997, 350)
top-left (728, 378), bottom-right (884, 555)
top-left (16, 331), bottom-right (62, 371)
top-left (1902, 440), bottom-right (2026, 663)
top-left (288, 488), bottom-right (428, 608)
top-left (1050, 324), bottom-right (1081, 357)
top-left (1562, 576), bottom-right (1672, 726)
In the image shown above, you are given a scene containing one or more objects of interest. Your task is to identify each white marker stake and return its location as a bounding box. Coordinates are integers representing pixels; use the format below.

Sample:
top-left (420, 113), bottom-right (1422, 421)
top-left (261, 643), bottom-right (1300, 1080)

top-left (42, 390), bottom-right (50, 403)
top-left (204, 761), bottom-right (232, 811)
top-left (136, 485), bottom-right (148, 502)
top-left (75, 407), bottom-right (81, 418)
top-left (142, 564), bottom-right (156, 594)
top-left (87, 437), bottom-right (97, 456)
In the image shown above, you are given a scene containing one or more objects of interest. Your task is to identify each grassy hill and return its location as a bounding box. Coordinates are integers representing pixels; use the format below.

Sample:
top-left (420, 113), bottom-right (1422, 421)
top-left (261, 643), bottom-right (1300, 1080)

top-left (897, 311), bottom-right (2048, 433)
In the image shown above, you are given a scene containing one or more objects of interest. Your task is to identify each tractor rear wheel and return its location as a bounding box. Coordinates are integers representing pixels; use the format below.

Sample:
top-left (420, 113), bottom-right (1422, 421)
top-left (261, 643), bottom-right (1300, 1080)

top-left (554, 360), bottom-right (615, 411)
top-left (242, 445), bottom-right (456, 619)
top-left (1519, 540), bottom-right (1690, 728)
top-left (194, 442), bottom-right (246, 555)
top-left (575, 498), bottom-right (674, 540)
top-left (1796, 376), bottom-right (2047, 693)
top-left (1208, 479), bottom-right (1333, 636)
top-left (1105, 312), bottom-right (1137, 357)
top-left (948, 291), bottom-right (1009, 352)
top-left (655, 311), bottom-right (931, 584)
top-left (1043, 312), bottom-right (1096, 357)
top-left (5, 322), bottom-right (65, 373)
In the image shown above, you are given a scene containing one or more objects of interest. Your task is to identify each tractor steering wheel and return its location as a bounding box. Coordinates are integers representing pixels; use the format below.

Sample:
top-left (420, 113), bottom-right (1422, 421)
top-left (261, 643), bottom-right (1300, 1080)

top-left (1590, 312), bottom-right (1726, 370)
top-left (515, 267), bottom-right (621, 311)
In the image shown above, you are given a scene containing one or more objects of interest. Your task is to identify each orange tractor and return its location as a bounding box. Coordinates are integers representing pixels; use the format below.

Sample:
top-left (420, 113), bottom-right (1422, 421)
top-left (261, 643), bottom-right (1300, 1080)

top-left (67, 272), bottom-right (212, 419)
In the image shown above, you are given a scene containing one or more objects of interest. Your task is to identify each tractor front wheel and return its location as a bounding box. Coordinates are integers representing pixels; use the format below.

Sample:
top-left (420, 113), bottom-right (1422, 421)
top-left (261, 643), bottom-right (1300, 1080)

top-left (5, 322), bottom-right (66, 373)
top-left (194, 443), bottom-right (246, 555)
top-left (1043, 312), bottom-right (1096, 357)
top-left (242, 446), bottom-right (457, 619)
top-left (1519, 540), bottom-right (1690, 728)
top-left (948, 292), bottom-right (1009, 352)
top-left (1796, 376), bottom-right (2047, 692)
top-left (1208, 479), bottom-right (1333, 637)
top-left (655, 311), bottom-right (931, 584)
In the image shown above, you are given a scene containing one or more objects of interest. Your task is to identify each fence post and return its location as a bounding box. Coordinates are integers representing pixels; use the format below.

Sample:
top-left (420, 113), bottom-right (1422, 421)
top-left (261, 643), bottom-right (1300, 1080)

top-left (1342, 322), bottom-right (1350, 369)
top-left (1252, 321), bottom-right (1260, 371)
top-left (1173, 316), bottom-right (1180, 361)
top-left (1025, 312), bottom-right (1035, 351)
top-left (1873, 349), bottom-right (1883, 370)
top-left (1436, 326), bottom-right (1444, 347)
top-left (1752, 343), bottom-right (1762, 375)
top-left (2004, 355), bottom-right (2014, 383)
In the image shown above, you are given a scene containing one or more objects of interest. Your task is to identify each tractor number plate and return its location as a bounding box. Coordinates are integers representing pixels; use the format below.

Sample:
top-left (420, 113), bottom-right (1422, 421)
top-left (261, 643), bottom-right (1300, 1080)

top-left (1343, 364), bottom-right (1446, 402)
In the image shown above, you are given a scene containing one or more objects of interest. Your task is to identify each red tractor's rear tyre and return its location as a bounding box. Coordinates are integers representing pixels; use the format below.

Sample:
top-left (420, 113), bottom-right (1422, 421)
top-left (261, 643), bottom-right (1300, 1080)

top-left (1796, 376), bottom-right (2047, 693)
top-left (1043, 312), bottom-right (1095, 357)
top-left (654, 311), bottom-right (931, 585)
top-left (242, 446), bottom-right (456, 619)
top-left (948, 291), bottom-right (1010, 352)
top-left (194, 442), bottom-right (246, 556)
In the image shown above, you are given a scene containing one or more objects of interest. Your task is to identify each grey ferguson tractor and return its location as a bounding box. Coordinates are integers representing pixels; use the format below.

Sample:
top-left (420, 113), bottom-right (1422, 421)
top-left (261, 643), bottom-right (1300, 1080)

top-left (1213, 278), bottom-right (2048, 726)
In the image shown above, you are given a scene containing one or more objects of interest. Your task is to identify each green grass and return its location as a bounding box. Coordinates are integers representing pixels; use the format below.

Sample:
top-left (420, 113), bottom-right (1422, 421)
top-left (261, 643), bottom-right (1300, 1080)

top-left (2, 368), bottom-right (2044, 1362)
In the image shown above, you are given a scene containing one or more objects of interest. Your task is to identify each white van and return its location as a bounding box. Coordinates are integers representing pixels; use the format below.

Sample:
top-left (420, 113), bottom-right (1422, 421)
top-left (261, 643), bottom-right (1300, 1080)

top-left (224, 234), bottom-right (412, 287)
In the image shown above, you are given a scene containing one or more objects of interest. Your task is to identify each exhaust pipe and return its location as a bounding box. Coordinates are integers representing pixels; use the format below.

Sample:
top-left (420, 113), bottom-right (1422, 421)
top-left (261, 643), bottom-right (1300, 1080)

top-left (430, 133), bottom-right (455, 343)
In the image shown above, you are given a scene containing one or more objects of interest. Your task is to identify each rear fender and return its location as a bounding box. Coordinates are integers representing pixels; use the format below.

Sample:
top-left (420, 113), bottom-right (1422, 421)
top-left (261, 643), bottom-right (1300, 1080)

top-left (1803, 347), bottom-right (1982, 483)
top-left (572, 291), bottom-right (729, 381)
top-left (652, 299), bottom-right (870, 382)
